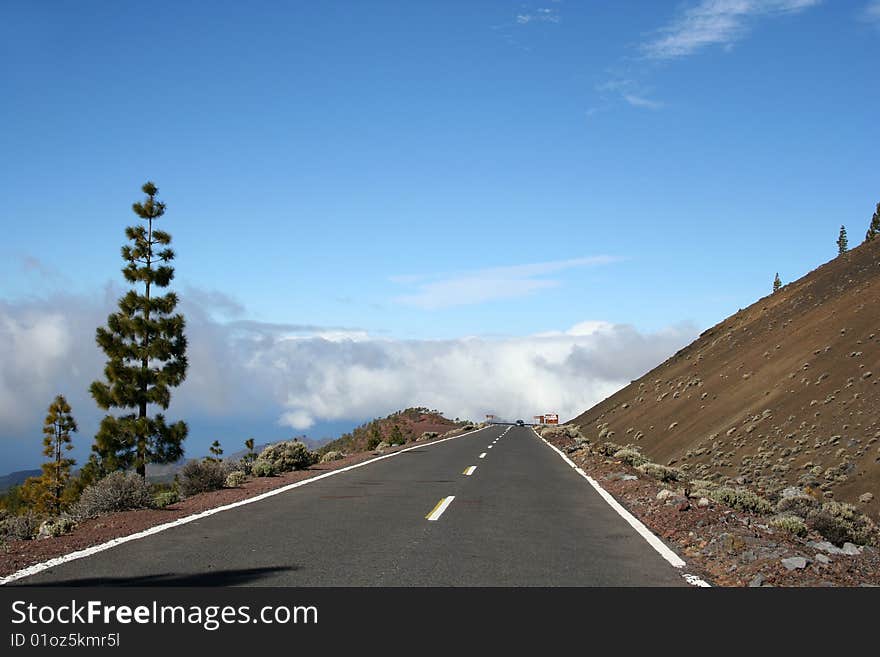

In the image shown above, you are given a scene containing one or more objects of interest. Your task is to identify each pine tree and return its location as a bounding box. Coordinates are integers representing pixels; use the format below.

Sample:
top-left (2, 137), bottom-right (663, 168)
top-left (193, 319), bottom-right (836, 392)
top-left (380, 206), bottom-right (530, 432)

top-left (867, 202), bottom-right (880, 242)
top-left (773, 273), bottom-right (782, 293)
top-left (837, 225), bottom-right (848, 254)
top-left (39, 395), bottom-right (77, 513)
top-left (90, 182), bottom-right (188, 477)
top-left (243, 438), bottom-right (257, 465)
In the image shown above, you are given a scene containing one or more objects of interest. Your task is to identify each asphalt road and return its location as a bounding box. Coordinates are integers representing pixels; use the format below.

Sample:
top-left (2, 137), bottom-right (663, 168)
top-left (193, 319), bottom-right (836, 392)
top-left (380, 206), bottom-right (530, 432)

top-left (15, 426), bottom-right (687, 586)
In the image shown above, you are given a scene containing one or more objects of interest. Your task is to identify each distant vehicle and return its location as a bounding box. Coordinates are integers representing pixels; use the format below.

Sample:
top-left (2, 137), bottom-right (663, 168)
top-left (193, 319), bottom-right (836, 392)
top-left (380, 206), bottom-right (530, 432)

top-left (516, 419), bottom-right (525, 426)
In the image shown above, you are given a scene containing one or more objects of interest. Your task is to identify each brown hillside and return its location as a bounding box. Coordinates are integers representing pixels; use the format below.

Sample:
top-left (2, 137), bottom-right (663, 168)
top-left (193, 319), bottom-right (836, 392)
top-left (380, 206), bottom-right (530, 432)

top-left (319, 407), bottom-right (466, 455)
top-left (570, 238), bottom-right (880, 520)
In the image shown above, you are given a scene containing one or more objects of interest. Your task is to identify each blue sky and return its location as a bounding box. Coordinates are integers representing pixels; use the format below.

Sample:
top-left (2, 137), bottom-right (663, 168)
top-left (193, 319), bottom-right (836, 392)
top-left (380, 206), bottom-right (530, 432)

top-left (1, 1), bottom-right (879, 472)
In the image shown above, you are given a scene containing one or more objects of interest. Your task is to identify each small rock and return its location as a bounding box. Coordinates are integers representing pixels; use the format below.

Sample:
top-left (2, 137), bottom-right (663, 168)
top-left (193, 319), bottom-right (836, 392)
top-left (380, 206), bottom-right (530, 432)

top-left (656, 489), bottom-right (675, 501)
top-left (748, 574), bottom-right (765, 587)
top-left (815, 554), bottom-right (831, 564)
top-left (859, 492), bottom-right (874, 504)
top-left (780, 486), bottom-right (804, 499)
top-left (781, 556), bottom-right (809, 571)
top-left (841, 543), bottom-right (862, 556)
top-left (697, 497), bottom-right (710, 508)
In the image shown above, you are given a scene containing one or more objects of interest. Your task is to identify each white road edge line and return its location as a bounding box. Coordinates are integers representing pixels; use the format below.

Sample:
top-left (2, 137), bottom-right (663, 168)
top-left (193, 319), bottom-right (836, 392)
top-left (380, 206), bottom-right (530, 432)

top-left (534, 429), bottom-right (711, 588)
top-left (426, 496), bottom-right (455, 521)
top-left (0, 426), bottom-right (493, 586)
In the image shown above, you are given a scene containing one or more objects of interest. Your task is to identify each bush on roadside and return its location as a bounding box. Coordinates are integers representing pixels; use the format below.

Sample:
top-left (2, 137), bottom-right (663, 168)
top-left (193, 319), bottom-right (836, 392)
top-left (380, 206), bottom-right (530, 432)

top-left (770, 515), bottom-right (808, 538)
top-left (613, 448), bottom-right (649, 467)
top-left (775, 493), bottom-right (819, 519)
top-left (251, 460), bottom-right (276, 477)
top-left (319, 450), bottom-right (344, 463)
top-left (256, 440), bottom-right (317, 473)
top-left (37, 514), bottom-right (78, 539)
top-left (0, 511), bottom-right (43, 541)
top-left (708, 487), bottom-right (772, 515)
top-left (636, 462), bottom-right (683, 483)
top-left (807, 500), bottom-right (879, 547)
top-left (597, 442), bottom-right (625, 457)
top-left (73, 471), bottom-right (154, 519)
top-left (153, 489), bottom-right (180, 508)
top-left (179, 460), bottom-right (229, 497)
top-left (225, 470), bottom-right (248, 488)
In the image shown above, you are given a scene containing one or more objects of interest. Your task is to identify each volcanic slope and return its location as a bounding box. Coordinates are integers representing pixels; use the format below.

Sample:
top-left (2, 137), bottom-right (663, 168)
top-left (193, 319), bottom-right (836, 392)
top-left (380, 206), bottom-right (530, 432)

top-left (569, 237), bottom-right (880, 521)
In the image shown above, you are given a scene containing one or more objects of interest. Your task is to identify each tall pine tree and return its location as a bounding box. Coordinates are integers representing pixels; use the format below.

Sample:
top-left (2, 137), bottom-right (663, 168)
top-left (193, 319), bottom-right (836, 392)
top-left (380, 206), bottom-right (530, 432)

top-left (39, 395), bottom-right (77, 514)
top-left (837, 225), bottom-right (848, 254)
top-left (90, 182), bottom-right (188, 477)
top-left (867, 202), bottom-right (880, 242)
top-left (773, 273), bottom-right (782, 293)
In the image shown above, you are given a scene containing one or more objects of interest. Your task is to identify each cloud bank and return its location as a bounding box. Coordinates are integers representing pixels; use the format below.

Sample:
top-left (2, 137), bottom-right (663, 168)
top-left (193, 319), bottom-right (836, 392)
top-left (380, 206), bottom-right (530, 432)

top-left (0, 287), bottom-right (697, 470)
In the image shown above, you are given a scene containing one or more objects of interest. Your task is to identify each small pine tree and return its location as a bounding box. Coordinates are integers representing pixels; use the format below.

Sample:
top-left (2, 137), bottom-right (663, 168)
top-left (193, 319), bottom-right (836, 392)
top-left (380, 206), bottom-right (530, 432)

top-left (837, 225), bottom-right (848, 254)
top-left (773, 273), bottom-right (782, 293)
top-left (389, 423), bottom-right (404, 445)
top-left (34, 395), bottom-right (78, 513)
top-left (206, 440), bottom-right (223, 462)
top-left (90, 182), bottom-right (188, 477)
top-left (867, 202), bottom-right (880, 242)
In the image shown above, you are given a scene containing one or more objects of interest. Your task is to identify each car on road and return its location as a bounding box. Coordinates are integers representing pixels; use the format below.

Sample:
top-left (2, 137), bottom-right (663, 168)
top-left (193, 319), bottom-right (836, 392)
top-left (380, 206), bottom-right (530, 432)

top-left (516, 419), bottom-right (525, 426)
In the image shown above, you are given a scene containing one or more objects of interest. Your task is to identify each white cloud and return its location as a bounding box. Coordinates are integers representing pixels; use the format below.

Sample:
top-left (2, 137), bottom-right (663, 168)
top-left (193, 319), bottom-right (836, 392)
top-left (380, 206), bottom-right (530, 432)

top-left (623, 94), bottom-right (664, 110)
top-left (863, 1), bottom-right (880, 23)
top-left (0, 286), bottom-right (697, 468)
top-left (643, 0), bottom-right (821, 60)
top-left (517, 7), bottom-right (561, 24)
top-left (393, 256), bottom-right (620, 310)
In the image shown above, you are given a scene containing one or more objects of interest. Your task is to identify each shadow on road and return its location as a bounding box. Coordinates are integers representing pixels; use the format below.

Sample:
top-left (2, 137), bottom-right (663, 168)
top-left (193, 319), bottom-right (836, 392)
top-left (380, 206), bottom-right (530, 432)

top-left (12, 566), bottom-right (298, 587)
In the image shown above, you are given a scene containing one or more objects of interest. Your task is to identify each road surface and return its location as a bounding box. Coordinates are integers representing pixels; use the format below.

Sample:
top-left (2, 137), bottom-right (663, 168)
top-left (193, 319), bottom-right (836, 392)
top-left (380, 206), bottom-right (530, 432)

top-left (14, 426), bottom-right (687, 586)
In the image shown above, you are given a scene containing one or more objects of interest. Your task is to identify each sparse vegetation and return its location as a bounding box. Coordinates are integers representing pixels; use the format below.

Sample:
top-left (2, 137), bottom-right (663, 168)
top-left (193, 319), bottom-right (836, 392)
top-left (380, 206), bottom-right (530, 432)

top-left (256, 440), bottom-right (317, 473)
top-left (319, 450), bottom-right (344, 463)
top-left (866, 201), bottom-right (880, 242)
top-left (770, 515), bottom-right (808, 537)
top-left (775, 493), bottom-right (819, 519)
top-left (636, 462), bottom-right (683, 483)
top-left (708, 487), bottom-right (773, 515)
top-left (0, 511), bottom-right (43, 541)
top-left (807, 500), bottom-right (879, 547)
top-left (179, 460), bottom-right (228, 497)
top-left (251, 460), bottom-right (276, 477)
top-left (37, 515), bottom-right (78, 539)
top-left (73, 471), bottom-right (154, 519)
top-left (153, 489), bottom-right (180, 508)
top-left (613, 448), bottom-right (649, 467)
top-left (225, 470), bottom-right (248, 488)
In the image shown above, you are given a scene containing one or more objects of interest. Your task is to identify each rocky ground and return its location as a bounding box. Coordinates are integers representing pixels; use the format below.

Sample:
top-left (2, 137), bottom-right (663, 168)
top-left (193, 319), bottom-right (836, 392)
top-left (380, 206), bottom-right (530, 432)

top-left (545, 429), bottom-right (880, 587)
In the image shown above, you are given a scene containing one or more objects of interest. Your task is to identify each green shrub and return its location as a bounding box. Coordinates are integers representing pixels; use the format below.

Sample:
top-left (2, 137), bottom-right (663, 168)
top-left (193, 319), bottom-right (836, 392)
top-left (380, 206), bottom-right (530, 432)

top-left (636, 462), bottom-right (683, 483)
top-left (251, 460), bottom-right (276, 477)
top-left (775, 494), bottom-right (819, 519)
top-left (180, 460), bottom-right (228, 497)
top-left (73, 472), bottom-right (154, 519)
top-left (319, 450), bottom-right (344, 463)
top-left (0, 511), bottom-right (43, 541)
top-left (613, 448), bottom-right (649, 467)
top-left (225, 470), bottom-right (248, 488)
top-left (153, 490), bottom-right (180, 508)
top-left (807, 501), bottom-right (879, 547)
top-left (708, 487), bottom-right (772, 515)
top-left (770, 515), bottom-right (808, 537)
top-left (419, 432), bottom-right (439, 442)
top-left (37, 515), bottom-right (78, 539)
top-left (257, 440), bottom-right (317, 473)
top-left (597, 442), bottom-right (625, 457)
